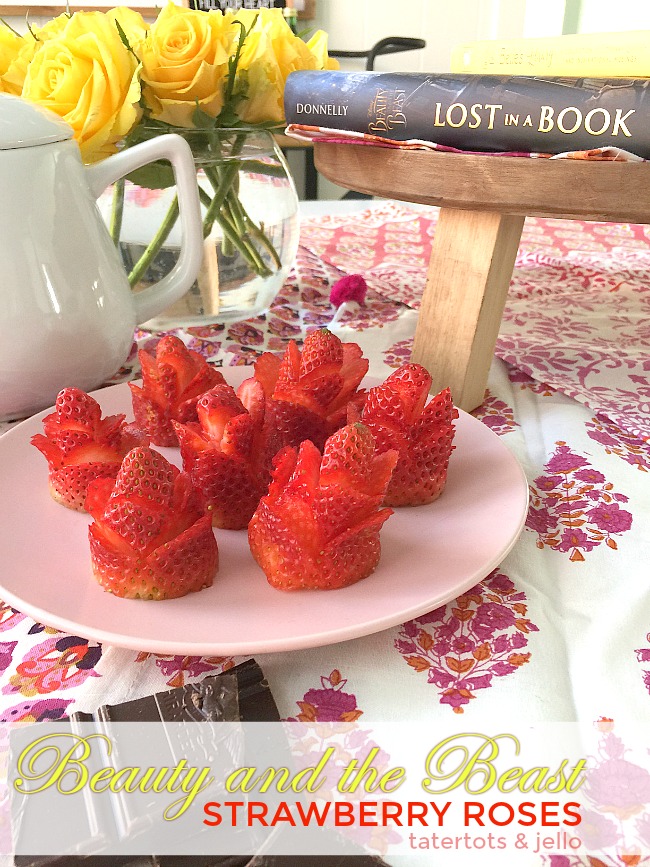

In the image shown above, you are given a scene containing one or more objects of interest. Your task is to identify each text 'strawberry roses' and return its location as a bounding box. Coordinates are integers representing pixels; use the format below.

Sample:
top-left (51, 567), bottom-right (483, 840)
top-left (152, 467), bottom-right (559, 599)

top-left (238, 328), bottom-right (369, 467)
top-left (359, 363), bottom-right (458, 507)
top-left (174, 384), bottom-right (268, 530)
top-left (31, 387), bottom-right (147, 512)
top-left (248, 423), bottom-right (397, 591)
top-left (129, 335), bottom-right (225, 447)
top-left (86, 447), bottom-right (218, 600)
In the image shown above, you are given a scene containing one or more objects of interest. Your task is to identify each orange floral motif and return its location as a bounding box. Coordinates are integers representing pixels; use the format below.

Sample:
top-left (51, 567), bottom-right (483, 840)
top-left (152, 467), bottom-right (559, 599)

top-left (472, 391), bottom-right (518, 436)
top-left (290, 670), bottom-right (363, 724)
top-left (586, 415), bottom-right (650, 473)
top-left (395, 570), bottom-right (538, 714)
top-left (526, 442), bottom-right (633, 561)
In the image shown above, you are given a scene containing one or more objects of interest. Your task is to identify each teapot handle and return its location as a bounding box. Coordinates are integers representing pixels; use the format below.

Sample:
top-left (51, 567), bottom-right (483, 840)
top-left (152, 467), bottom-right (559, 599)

top-left (85, 134), bottom-right (203, 325)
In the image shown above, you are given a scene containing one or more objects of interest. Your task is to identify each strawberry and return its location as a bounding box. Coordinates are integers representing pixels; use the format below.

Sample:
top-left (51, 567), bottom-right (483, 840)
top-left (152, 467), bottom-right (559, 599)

top-left (173, 384), bottom-right (269, 530)
top-left (248, 423), bottom-right (397, 591)
top-left (237, 329), bottom-right (369, 468)
top-left (273, 329), bottom-right (368, 426)
top-left (86, 447), bottom-right (218, 600)
top-left (31, 387), bottom-right (147, 511)
top-left (129, 335), bottom-right (225, 447)
top-left (360, 363), bottom-right (458, 507)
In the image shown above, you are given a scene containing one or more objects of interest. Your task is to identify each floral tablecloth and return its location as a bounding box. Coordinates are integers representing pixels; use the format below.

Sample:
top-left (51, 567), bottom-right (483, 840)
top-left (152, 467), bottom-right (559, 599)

top-left (1, 200), bottom-right (649, 866)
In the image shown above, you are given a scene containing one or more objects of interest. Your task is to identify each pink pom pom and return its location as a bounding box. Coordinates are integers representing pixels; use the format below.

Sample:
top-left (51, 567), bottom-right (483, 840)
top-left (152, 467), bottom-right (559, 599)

top-left (329, 274), bottom-right (368, 308)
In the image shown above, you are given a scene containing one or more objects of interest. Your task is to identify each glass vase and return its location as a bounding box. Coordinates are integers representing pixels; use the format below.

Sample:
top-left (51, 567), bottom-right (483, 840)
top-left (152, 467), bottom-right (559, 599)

top-left (110, 128), bottom-right (300, 330)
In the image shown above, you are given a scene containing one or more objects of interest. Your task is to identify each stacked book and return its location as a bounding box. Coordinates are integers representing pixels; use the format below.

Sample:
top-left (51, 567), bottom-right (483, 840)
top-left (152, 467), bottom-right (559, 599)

top-left (284, 31), bottom-right (650, 159)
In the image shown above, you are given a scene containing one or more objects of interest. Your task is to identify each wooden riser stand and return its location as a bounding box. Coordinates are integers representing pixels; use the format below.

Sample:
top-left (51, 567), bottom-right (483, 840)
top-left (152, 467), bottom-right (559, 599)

top-left (313, 142), bottom-right (650, 412)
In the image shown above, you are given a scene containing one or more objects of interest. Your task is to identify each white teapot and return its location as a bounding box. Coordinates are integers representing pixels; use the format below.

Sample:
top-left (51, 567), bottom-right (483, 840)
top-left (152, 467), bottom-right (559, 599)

top-left (0, 94), bottom-right (204, 421)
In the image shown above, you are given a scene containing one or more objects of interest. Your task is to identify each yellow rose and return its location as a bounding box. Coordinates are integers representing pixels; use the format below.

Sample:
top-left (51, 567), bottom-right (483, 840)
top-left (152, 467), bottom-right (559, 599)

top-left (139, 3), bottom-right (235, 128)
top-left (306, 30), bottom-right (340, 71)
top-left (236, 8), bottom-right (316, 73)
top-left (233, 9), bottom-right (337, 124)
top-left (106, 6), bottom-right (149, 49)
top-left (0, 26), bottom-right (22, 93)
top-left (1, 15), bottom-right (68, 96)
top-left (21, 11), bottom-right (141, 162)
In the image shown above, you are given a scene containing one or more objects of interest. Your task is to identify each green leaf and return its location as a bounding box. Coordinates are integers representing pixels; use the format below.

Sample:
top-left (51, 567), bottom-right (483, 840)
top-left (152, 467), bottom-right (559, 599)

top-left (216, 107), bottom-right (241, 128)
top-left (114, 19), bottom-right (140, 62)
top-left (191, 104), bottom-right (217, 130)
top-left (0, 17), bottom-right (21, 36)
top-left (126, 160), bottom-right (176, 190)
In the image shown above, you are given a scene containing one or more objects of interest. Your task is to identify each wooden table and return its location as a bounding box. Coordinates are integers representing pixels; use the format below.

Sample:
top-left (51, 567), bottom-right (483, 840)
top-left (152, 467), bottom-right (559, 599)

top-left (313, 143), bottom-right (650, 412)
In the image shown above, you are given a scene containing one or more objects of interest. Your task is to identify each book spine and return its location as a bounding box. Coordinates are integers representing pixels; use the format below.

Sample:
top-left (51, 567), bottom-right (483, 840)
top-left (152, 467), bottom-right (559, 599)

top-left (450, 31), bottom-right (650, 78)
top-left (284, 71), bottom-right (650, 157)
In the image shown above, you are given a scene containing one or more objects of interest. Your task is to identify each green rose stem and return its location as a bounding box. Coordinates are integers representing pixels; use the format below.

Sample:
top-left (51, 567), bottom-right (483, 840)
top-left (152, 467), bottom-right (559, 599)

top-left (221, 192), bottom-right (271, 275)
top-left (126, 130), bottom-right (282, 289)
top-left (127, 194), bottom-right (179, 288)
top-left (109, 177), bottom-right (125, 247)
top-left (200, 174), bottom-right (271, 275)
top-left (202, 160), bottom-right (273, 275)
top-left (202, 161), bottom-right (240, 238)
top-left (227, 183), bottom-right (281, 270)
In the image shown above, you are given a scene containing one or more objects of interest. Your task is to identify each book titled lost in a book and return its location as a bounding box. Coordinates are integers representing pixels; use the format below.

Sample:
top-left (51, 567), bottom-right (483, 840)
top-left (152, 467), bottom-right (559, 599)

top-left (284, 70), bottom-right (650, 157)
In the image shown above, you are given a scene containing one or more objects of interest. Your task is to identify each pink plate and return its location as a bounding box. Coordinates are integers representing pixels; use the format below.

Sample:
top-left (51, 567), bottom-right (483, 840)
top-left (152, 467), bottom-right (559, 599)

top-left (0, 373), bottom-right (528, 656)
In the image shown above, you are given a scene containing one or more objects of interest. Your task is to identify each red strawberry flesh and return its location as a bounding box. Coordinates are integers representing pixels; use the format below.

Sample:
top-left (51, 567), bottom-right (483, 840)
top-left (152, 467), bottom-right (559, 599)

top-left (88, 447), bottom-right (218, 600)
top-left (174, 385), bottom-right (269, 530)
top-left (248, 423), bottom-right (397, 591)
top-left (361, 364), bottom-right (458, 507)
top-left (129, 335), bottom-right (224, 447)
top-left (31, 387), bottom-right (148, 512)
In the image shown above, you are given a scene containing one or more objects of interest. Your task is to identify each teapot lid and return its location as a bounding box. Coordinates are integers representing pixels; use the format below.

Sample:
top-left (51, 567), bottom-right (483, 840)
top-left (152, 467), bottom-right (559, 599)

top-left (0, 93), bottom-right (73, 150)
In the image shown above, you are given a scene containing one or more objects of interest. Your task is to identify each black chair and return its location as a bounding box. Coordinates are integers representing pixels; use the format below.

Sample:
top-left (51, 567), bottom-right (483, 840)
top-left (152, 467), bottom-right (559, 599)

top-left (285, 37), bottom-right (426, 200)
top-left (330, 36), bottom-right (426, 71)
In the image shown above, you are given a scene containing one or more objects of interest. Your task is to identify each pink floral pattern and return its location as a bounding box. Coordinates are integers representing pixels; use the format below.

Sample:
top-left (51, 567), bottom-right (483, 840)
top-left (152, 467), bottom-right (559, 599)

top-left (184, 336), bottom-right (223, 358)
top-left (288, 669), bottom-right (363, 723)
top-left (573, 721), bottom-right (650, 867)
top-left (0, 642), bottom-right (16, 675)
top-left (135, 653), bottom-right (236, 689)
top-left (472, 392), bottom-right (518, 435)
top-left (394, 570), bottom-right (538, 713)
top-left (497, 336), bottom-right (650, 445)
top-left (587, 415), bottom-right (650, 472)
top-left (0, 697), bottom-right (73, 723)
top-left (2, 636), bottom-right (101, 697)
top-left (636, 635), bottom-right (650, 697)
top-left (383, 339), bottom-right (413, 369)
top-left (285, 675), bottom-right (397, 856)
top-left (0, 603), bottom-right (25, 633)
top-left (507, 364), bottom-right (557, 397)
top-left (526, 443), bottom-right (633, 561)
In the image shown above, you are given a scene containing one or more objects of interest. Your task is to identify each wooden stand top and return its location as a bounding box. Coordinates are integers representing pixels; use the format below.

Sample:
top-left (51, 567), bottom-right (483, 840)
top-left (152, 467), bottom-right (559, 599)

top-left (313, 142), bottom-right (650, 224)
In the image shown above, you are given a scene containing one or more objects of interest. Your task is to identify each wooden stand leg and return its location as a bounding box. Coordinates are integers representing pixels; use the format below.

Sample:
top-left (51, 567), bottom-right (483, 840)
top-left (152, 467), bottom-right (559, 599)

top-left (411, 207), bottom-right (525, 412)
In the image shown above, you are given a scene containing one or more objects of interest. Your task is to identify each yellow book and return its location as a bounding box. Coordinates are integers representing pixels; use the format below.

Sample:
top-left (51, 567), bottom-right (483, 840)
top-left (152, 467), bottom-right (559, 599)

top-left (451, 30), bottom-right (650, 78)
